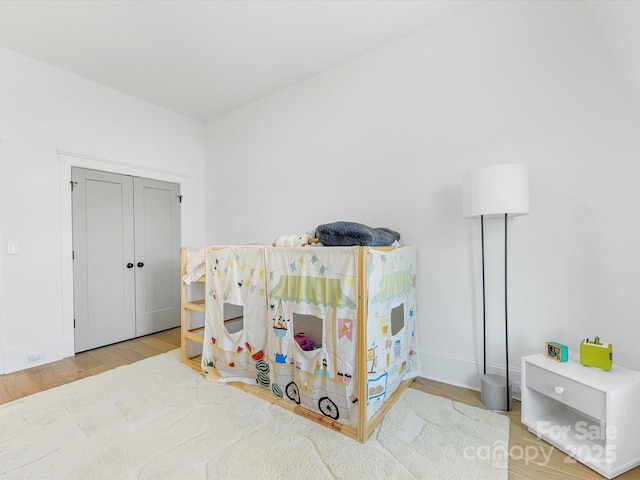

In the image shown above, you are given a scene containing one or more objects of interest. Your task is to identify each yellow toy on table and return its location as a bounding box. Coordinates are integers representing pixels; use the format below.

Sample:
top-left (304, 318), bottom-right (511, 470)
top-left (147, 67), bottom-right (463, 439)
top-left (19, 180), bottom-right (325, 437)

top-left (580, 336), bottom-right (613, 370)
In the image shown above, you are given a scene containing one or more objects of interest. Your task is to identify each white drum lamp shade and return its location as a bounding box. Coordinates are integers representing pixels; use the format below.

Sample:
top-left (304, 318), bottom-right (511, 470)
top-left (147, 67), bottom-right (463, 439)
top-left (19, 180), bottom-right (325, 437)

top-left (463, 164), bottom-right (529, 218)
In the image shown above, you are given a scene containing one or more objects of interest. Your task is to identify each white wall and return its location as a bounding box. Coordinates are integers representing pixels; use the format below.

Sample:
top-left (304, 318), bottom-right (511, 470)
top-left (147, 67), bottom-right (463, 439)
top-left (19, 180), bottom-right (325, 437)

top-left (0, 47), bottom-right (206, 373)
top-left (205, 1), bottom-right (640, 390)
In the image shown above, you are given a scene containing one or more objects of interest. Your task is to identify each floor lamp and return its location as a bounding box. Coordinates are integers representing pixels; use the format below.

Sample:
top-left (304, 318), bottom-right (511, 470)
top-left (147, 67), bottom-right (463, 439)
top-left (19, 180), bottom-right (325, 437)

top-left (462, 164), bottom-right (529, 412)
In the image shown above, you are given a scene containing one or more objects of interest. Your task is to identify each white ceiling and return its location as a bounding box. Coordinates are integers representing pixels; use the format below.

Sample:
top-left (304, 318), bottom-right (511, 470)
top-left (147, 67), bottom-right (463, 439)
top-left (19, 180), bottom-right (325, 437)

top-left (0, 0), bottom-right (483, 121)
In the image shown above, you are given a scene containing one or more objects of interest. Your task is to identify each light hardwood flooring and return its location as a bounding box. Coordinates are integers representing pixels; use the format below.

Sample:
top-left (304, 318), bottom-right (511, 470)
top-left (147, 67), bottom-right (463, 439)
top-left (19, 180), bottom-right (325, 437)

top-left (412, 378), bottom-right (640, 480)
top-left (1, 328), bottom-right (638, 480)
top-left (0, 327), bottom-right (181, 405)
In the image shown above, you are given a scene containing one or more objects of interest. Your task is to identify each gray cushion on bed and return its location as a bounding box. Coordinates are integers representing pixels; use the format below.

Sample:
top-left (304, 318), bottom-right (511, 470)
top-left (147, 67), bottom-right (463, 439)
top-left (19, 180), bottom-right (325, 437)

top-left (316, 221), bottom-right (400, 246)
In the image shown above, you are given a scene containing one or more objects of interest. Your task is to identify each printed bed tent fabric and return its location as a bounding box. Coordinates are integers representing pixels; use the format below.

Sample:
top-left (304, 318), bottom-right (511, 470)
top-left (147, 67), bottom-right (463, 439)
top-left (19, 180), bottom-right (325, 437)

top-left (202, 246), bottom-right (269, 384)
top-left (270, 275), bottom-right (357, 309)
top-left (365, 247), bottom-right (420, 420)
top-left (267, 247), bottom-right (360, 426)
top-left (200, 245), bottom-right (421, 429)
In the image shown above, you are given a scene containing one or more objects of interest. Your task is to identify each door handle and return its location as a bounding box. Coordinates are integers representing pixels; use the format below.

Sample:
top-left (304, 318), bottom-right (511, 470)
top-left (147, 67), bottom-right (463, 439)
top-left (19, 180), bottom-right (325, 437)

top-left (126, 263), bottom-right (134, 268)
top-left (137, 262), bottom-right (144, 268)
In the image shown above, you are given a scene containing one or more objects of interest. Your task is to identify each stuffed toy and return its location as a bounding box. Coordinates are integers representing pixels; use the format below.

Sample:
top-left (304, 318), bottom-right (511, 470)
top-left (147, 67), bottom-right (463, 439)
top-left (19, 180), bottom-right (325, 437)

top-left (272, 233), bottom-right (316, 247)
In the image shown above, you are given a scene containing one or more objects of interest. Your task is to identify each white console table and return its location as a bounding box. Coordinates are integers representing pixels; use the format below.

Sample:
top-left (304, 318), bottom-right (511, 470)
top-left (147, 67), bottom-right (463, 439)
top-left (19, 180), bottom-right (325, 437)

top-left (522, 353), bottom-right (640, 478)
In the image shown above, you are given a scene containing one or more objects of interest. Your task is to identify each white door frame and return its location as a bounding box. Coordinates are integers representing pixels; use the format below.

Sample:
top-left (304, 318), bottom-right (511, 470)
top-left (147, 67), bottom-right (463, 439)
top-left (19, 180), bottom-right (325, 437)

top-left (59, 150), bottom-right (187, 357)
top-left (0, 139), bottom-right (5, 373)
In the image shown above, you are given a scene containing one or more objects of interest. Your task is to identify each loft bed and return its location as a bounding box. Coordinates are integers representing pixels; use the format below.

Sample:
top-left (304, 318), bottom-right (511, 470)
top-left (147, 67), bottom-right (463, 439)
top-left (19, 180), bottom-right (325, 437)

top-left (191, 243), bottom-right (420, 443)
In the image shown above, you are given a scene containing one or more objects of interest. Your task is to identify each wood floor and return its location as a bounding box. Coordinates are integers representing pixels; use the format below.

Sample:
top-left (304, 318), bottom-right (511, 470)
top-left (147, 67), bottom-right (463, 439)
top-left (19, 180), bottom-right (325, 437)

top-left (412, 378), bottom-right (640, 480)
top-left (0, 327), bottom-right (181, 406)
top-left (1, 328), bottom-right (638, 480)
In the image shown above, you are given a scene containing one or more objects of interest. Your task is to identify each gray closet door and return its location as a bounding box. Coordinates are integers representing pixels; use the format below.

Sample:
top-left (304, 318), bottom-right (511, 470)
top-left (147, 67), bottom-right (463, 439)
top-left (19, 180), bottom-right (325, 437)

top-left (72, 167), bottom-right (181, 352)
top-left (133, 176), bottom-right (181, 336)
top-left (72, 168), bottom-right (136, 352)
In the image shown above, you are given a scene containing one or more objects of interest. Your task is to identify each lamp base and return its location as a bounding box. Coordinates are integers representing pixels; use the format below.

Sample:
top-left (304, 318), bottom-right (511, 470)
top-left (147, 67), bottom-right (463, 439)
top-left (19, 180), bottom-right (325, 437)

top-left (481, 374), bottom-right (512, 411)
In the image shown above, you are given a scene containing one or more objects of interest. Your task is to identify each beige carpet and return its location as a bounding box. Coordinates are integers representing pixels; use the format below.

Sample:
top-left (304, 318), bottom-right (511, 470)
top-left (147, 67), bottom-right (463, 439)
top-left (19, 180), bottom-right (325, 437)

top-left (0, 350), bottom-right (509, 479)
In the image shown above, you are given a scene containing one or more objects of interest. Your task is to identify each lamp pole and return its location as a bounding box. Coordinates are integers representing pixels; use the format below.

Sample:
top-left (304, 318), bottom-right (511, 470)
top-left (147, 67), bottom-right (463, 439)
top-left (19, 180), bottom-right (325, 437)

top-left (504, 213), bottom-right (510, 411)
top-left (481, 215), bottom-right (486, 376)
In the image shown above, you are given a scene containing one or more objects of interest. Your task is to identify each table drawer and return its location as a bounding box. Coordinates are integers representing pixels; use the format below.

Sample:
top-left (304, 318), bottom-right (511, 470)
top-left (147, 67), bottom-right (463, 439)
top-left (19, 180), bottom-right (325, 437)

top-left (526, 363), bottom-right (606, 421)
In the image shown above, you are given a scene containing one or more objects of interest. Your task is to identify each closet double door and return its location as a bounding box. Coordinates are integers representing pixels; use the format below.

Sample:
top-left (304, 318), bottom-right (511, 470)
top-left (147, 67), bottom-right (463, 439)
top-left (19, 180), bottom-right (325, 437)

top-left (72, 167), bottom-right (181, 353)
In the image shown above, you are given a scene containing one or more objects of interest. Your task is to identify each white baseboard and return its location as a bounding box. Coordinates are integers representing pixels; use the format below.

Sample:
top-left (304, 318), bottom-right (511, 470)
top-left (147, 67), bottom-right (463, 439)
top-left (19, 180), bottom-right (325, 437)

top-left (3, 343), bottom-right (524, 402)
top-left (2, 338), bottom-right (67, 374)
top-left (419, 350), bottom-right (522, 400)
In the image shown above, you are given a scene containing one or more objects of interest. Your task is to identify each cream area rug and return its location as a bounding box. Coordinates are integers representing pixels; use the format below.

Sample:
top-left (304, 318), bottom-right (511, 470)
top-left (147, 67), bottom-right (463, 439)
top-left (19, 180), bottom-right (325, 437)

top-left (0, 350), bottom-right (509, 479)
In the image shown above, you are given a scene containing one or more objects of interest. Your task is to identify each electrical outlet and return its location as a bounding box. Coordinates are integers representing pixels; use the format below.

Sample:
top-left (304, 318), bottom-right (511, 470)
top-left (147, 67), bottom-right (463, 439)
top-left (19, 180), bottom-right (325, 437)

top-left (6, 241), bottom-right (18, 255)
top-left (512, 381), bottom-right (522, 401)
top-left (28, 351), bottom-right (45, 362)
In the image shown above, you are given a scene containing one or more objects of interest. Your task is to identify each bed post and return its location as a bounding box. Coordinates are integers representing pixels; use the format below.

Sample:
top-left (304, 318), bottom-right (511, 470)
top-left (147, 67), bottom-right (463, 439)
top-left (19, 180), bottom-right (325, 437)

top-left (180, 247), bottom-right (188, 366)
top-left (356, 246), bottom-right (368, 442)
